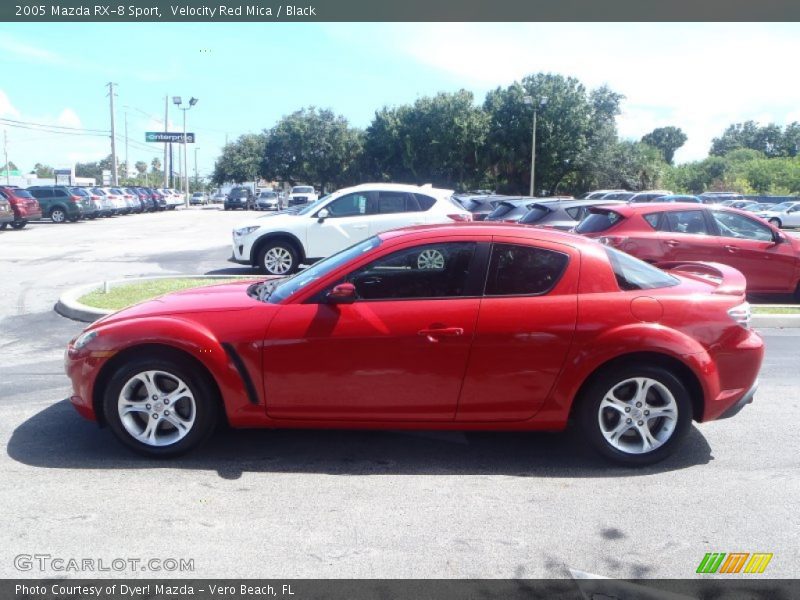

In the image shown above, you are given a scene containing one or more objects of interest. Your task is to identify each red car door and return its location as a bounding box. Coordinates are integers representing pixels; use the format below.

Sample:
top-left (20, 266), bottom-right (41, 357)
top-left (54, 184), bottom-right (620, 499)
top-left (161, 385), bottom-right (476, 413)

top-left (648, 209), bottom-right (722, 263)
top-left (457, 236), bottom-right (579, 421)
top-left (262, 240), bottom-right (485, 421)
top-left (709, 209), bottom-right (797, 293)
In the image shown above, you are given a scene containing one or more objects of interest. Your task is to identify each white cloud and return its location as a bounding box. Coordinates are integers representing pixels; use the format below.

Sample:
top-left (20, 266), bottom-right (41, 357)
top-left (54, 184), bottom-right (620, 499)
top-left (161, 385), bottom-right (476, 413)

top-left (0, 35), bottom-right (66, 65)
top-left (56, 108), bottom-right (83, 129)
top-left (0, 89), bottom-right (21, 118)
top-left (365, 23), bottom-right (800, 162)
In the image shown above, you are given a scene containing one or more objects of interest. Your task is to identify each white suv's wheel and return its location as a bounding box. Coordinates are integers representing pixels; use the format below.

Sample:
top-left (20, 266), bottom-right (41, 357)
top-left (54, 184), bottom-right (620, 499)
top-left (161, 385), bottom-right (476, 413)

top-left (258, 242), bottom-right (298, 275)
top-left (578, 365), bottom-right (692, 466)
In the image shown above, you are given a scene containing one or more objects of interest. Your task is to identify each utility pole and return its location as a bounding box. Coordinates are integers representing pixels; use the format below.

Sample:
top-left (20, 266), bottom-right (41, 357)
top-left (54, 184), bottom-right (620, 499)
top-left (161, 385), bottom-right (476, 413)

top-left (3, 130), bottom-right (9, 185)
top-left (169, 143), bottom-right (173, 188)
top-left (107, 82), bottom-right (118, 186)
top-left (194, 146), bottom-right (199, 190)
top-left (182, 108), bottom-right (189, 201)
top-left (124, 110), bottom-right (129, 182)
top-left (163, 94), bottom-right (169, 188)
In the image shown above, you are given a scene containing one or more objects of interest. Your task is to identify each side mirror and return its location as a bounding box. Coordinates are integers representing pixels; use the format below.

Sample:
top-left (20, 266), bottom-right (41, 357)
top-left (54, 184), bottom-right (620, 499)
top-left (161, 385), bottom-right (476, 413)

top-left (772, 231), bottom-right (786, 244)
top-left (327, 282), bottom-right (356, 304)
top-left (317, 208), bottom-right (330, 223)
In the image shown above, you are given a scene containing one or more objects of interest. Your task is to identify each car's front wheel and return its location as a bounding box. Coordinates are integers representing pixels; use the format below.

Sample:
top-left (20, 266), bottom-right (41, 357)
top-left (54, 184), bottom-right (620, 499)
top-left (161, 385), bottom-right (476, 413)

top-left (258, 241), bottom-right (298, 275)
top-left (11, 220), bottom-right (27, 229)
top-left (103, 354), bottom-right (219, 457)
top-left (578, 365), bottom-right (692, 466)
top-left (769, 218), bottom-right (782, 228)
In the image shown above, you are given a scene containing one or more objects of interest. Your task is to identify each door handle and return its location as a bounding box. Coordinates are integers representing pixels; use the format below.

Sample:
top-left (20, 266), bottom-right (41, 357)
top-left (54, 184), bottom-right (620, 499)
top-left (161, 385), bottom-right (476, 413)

top-left (666, 240), bottom-right (680, 247)
top-left (352, 224), bottom-right (368, 230)
top-left (418, 327), bottom-right (464, 342)
top-left (724, 245), bottom-right (738, 253)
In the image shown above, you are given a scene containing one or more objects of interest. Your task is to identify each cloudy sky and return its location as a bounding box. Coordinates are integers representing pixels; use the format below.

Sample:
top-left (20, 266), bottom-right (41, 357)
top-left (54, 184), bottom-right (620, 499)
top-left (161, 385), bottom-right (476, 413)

top-left (1, 22), bottom-right (798, 178)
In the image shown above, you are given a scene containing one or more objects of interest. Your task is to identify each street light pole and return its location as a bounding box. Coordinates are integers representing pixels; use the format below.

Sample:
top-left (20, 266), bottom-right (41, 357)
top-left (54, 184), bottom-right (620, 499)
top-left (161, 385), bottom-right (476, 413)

top-left (172, 96), bottom-right (198, 207)
top-left (524, 95), bottom-right (548, 197)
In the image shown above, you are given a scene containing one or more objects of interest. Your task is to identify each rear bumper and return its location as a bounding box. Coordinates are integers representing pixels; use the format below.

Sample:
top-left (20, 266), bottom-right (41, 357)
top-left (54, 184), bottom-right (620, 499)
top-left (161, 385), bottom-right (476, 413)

top-left (717, 380), bottom-right (757, 420)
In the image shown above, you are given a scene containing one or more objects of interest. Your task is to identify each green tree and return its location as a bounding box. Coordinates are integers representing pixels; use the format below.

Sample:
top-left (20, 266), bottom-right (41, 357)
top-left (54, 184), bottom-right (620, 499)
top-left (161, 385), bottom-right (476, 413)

top-left (363, 90), bottom-right (489, 190)
top-left (260, 107), bottom-right (363, 191)
top-left (482, 73), bottom-right (623, 195)
top-left (212, 133), bottom-right (266, 185)
top-left (33, 163), bottom-right (54, 178)
top-left (151, 157), bottom-right (162, 173)
top-left (641, 126), bottom-right (687, 164)
top-left (711, 121), bottom-right (788, 158)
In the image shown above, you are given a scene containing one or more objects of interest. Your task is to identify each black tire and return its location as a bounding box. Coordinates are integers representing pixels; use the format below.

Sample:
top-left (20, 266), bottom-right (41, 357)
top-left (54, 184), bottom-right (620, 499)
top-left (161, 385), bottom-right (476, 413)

top-left (102, 352), bottom-right (220, 458)
top-left (11, 220), bottom-right (26, 229)
top-left (577, 364), bottom-right (693, 466)
top-left (769, 218), bottom-right (782, 228)
top-left (50, 207), bottom-right (67, 223)
top-left (0, 223), bottom-right (6, 230)
top-left (257, 240), bottom-right (299, 275)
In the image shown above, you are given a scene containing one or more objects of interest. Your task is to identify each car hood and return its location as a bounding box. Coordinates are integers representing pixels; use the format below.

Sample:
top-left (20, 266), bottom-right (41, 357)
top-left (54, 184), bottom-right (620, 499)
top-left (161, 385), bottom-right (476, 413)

top-left (236, 211), bottom-right (305, 229)
top-left (90, 280), bottom-right (265, 327)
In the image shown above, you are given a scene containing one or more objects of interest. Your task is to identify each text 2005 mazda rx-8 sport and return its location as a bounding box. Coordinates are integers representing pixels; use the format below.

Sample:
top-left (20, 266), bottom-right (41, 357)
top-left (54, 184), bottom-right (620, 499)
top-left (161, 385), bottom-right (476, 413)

top-left (65, 224), bottom-right (763, 465)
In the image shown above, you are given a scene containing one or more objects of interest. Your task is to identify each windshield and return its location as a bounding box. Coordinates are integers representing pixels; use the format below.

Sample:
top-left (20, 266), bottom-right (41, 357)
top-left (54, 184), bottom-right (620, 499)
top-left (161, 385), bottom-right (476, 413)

top-left (771, 202), bottom-right (794, 212)
top-left (292, 186), bottom-right (314, 194)
top-left (14, 189), bottom-right (34, 199)
top-left (267, 236), bottom-right (382, 304)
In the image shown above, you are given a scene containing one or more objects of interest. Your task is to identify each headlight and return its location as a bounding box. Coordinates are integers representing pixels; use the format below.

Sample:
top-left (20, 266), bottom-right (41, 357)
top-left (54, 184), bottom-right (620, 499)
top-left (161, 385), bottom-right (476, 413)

top-left (73, 330), bottom-right (98, 350)
top-left (234, 226), bottom-right (259, 237)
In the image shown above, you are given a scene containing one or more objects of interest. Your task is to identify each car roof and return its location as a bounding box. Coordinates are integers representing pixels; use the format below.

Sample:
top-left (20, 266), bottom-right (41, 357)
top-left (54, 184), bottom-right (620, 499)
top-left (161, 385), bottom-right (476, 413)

top-left (342, 182), bottom-right (455, 195)
top-left (377, 222), bottom-right (595, 248)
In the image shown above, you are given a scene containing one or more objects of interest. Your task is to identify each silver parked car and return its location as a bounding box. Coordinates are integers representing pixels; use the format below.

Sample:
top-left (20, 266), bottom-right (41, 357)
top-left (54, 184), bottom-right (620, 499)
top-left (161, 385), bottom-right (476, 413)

top-left (255, 190), bottom-right (281, 210)
top-left (754, 201), bottom-right (800, 228)
top-left (517, 199), bottom-right (626, 230)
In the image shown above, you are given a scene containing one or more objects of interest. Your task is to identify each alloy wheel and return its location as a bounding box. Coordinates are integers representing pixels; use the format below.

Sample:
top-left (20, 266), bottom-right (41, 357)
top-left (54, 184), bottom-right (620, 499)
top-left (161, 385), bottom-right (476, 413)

top-left (417, 249), bottom-right (445, 270)
top-left (51, 209), bottom-right (66, 223)
top-left (597, 377), bottom-right (678, 455)
top-left (263, 247), bottom-right (293, 274)
top-left (117, 370), bottom-right (196, 447)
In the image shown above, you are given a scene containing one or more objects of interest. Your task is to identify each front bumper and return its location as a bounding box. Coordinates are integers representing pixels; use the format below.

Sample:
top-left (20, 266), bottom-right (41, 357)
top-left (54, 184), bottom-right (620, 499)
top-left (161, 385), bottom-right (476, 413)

top-left (717, 380), bottom-right (757, 420)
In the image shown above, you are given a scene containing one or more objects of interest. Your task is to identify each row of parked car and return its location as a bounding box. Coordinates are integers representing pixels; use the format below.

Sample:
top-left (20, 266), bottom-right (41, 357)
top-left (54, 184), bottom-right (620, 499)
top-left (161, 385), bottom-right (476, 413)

top-left (0, 185), bottom-right (186, 229)
top-left (229, 182), bottom-right (800, 300)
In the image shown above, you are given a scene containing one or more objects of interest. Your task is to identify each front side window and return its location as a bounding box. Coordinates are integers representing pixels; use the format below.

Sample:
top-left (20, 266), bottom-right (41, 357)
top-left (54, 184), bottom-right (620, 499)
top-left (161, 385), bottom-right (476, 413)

top-left (665, 210), bottom-right (709, 235)
top-left (325, 192), bottom-right (368, 217)
top-left (345, 242), bottom-right (478, 300)
top-left (712, 211), bottom-right (774, 241)
top-left (485, 244), bottom-right (569, 296)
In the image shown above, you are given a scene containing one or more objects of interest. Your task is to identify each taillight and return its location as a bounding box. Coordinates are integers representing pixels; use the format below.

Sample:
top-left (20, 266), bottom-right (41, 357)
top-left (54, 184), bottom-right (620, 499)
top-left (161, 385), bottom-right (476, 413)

top-left (599, 236), bottom-right (627, 248)
top-left (70, 195), bottom-right (82, 203)
top-left (447, 213), bottom-right (472, 222)
top-left (727, 302), bottom-right (751, 330)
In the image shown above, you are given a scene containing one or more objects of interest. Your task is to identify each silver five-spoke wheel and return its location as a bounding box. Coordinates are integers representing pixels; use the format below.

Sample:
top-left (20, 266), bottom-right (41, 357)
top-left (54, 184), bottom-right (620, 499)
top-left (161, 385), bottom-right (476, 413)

top-left (417, 249), bottom-right (445, 270)
top-left (597, 377), bottom-right (678, 455)
top-left (117, 370), bottom-right (196, 447)
top-left (263, 247), bottom-right (293, 274)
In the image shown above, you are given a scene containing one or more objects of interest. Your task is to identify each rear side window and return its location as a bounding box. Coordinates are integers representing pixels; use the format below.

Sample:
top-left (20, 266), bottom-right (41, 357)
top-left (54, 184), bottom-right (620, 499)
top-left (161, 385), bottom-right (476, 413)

top-left (575, 210), bottom-right (623, 233)
top-left (605, 247), bottom-right (679, 291)
top-left (485, 244), bottom-right (569, 296)
top-left (414, 194), bottom-right (437, 211)
top-left (375, 191), bottom-right (407, 214)
top-left (643, 213), bottom-right (664, 230)
top-left (665, 210), bottom-right (709, 235)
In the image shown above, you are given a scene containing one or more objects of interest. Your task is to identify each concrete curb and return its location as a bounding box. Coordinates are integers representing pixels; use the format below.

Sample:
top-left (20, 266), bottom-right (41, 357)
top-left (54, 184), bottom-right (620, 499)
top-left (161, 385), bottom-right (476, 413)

top-left (55, 275), bottom-right (256, 323)
top-left (752, 313), bottom-right (800, 328)
top-left (55, 279), bottom-right (800, 327)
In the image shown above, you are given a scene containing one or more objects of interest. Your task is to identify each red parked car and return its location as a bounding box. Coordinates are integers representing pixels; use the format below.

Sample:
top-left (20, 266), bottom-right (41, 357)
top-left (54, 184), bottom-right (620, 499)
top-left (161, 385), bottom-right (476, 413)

top-left (0, 185), bottom-right (43, 229)
top-left (576, 202), bottom-right (800, 298)
top-left (65, 224), bottom-right (763, 465)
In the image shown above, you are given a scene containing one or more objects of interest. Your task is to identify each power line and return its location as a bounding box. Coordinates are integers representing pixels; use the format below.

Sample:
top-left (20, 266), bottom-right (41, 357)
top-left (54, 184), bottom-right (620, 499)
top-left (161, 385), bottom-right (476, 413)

top-left (0, 116), bottom-right (109, 133)
top-left (0, 121), bottom-right (108, 137)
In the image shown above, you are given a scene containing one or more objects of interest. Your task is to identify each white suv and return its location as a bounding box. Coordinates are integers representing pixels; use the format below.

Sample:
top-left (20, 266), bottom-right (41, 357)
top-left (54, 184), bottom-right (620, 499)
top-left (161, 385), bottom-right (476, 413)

top-left (231, 183), bottom-right (471, 274)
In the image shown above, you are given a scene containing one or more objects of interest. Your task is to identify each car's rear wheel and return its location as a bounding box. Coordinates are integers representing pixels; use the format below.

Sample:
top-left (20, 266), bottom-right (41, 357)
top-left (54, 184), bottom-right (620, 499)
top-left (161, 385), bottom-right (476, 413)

top-left (769, 218), bottom-right (782, 228)
top-left (578, 365), bottom-right (692, 466)
top-left (103, 355), bottom-right (219, 457)
top-left (50, 208), bottom-right (66, 223)
top-left (258, 241), bottom-right (298, 275)
top-left (0, 223), bottom-right (6, 230)
top-left (10, 220), bottom-right (27, 229)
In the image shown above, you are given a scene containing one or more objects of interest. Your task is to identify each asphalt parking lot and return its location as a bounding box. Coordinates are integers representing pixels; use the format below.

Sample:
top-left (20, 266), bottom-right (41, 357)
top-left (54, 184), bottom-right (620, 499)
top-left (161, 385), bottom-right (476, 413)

top-left (0, 209), bottom-right (798, 579)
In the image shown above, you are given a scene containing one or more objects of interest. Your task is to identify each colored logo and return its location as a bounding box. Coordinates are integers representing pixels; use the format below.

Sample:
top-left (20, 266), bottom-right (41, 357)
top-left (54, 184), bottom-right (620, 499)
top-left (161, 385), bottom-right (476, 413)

top-left (697, 552), bottom-right (773, 574)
